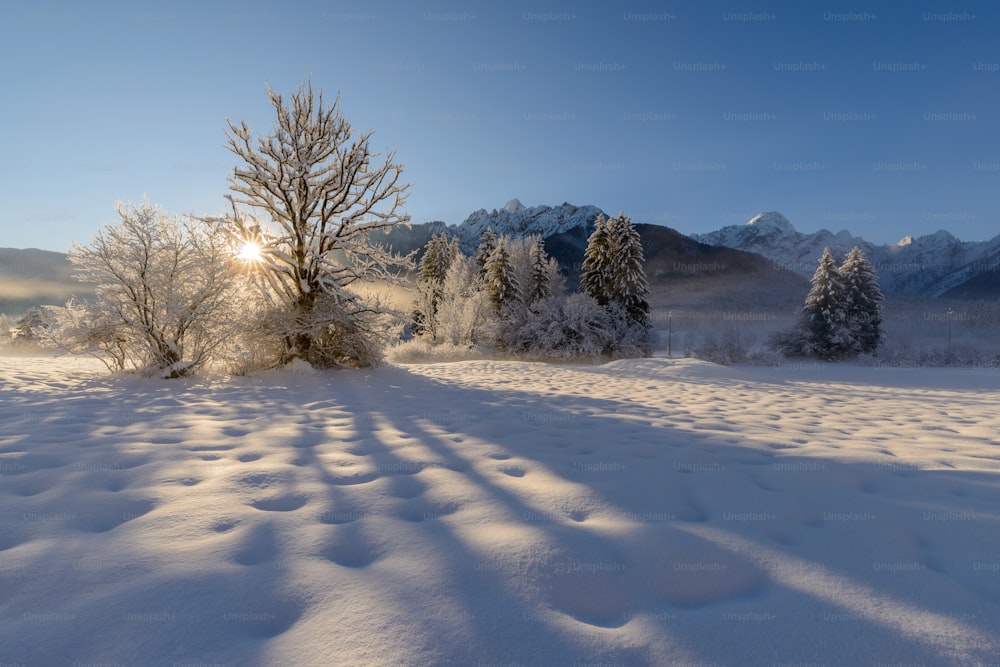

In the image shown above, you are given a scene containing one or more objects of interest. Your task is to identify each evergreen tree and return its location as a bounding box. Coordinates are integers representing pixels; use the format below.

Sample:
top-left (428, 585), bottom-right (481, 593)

top-left (840, 246), bottom-right (884, 354)
top-left (582, 212), bottom-right (650, 321)
top-left (413, 233), bottom-right (456, 340)
top-left (580, 214), bottom-right (611, 306)
top-left (580, 211), bottom-right (652, 356)
top-left (482, 238), bottom-right (519, 316)
top-left (475, 227), bottom-right (498, 278)
top-left (418, 233), bottom-right (453, 285)
top-left (606, 212), bottom-right (650, 323)
top-left (803, 247), bottom-right (850, 360)
top-left (527, 236), bottom-right (553, 304)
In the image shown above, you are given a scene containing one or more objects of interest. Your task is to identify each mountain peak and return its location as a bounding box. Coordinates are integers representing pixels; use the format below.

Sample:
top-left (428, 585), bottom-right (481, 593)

top-left (746, 211), bottom-right (794, 233)
top-left (502, 198), bottom-right (526, 213)
top-left (454, 201), bottom-right (605, 253)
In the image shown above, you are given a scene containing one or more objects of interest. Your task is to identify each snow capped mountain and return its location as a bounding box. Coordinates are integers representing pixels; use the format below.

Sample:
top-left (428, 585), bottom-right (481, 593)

top-left (693, 213), bottom-right (1000, 297)
top-left (501, 197), bottom-right (527, 214)
top-left (694, 212), bottom-right (873, 276)
top-left (375, 200), bottom-right (607, 259)
top-left (453, 200), bottom-right (605, 252)
top-left (746, 211), bottom-right (796, 235)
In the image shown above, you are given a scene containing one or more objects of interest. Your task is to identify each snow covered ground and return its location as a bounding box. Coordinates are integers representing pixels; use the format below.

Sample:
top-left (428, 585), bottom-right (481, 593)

top-left (2, 353), bottom-right (999, 666)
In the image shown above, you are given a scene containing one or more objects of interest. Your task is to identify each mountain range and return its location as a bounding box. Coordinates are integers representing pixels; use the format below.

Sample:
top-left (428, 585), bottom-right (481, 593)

top-left (378, 199), bottom-right (606, 257)
top-left (384, 200), bottom-right (811, 313)
top-left (3, 202), bottom-right (996, 320)
top-left (390, 201), bottom-right (998, 300)
top-left (692, 212), bottom-right (1000, 299)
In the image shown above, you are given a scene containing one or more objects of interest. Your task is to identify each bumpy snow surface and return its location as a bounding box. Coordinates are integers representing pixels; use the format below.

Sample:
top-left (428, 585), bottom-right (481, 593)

top-left (2, 354), bottom-right (1000, 665)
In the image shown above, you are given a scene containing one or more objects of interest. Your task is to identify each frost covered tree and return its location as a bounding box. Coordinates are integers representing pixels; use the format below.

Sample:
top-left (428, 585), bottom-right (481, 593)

top-left (802, 247), bottom-right (850, 360)
top-left (502, 293), bottom-right (613, 361)
top-left (474, 227), bottom-right (498, 278)
top-left (482, 238), bottom-right (520, 316)
top-left (840, 246), bottom-right (884, 354)
top-left (580, 214), bottom-right (612, 306)
top-left (417, 233), bottom-right (453, 285)
top-left (605, 212), bottom-right (650, 323)
top-left (580, 212), bottom-right (652, 355)
top-left (581, 212), bottom-right (649, 321)
top-left (527, 236), bottom-right (556, 304)
top-left (500, 235), bottom-right (559, 307)
top-left (48, 200), bottom-right (234, 377)
top-left (222, 82), bottom-right (413, 367)
top-left (775, 247), bottom-right (879, 360)
top-left (10, 309), bottom-right (50, 346)
top-left (412, 233), bottom-right (453, 339)
top-left (435, 253), bottom-right (490, 347)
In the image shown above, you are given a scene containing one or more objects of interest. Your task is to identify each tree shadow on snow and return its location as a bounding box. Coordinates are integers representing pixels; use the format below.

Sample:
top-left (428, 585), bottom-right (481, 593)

top-left (1, 361), bottom-right (1000, 665)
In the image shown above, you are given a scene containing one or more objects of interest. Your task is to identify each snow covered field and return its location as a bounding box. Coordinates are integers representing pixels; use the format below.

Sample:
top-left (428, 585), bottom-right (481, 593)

top-left (2, 353), bottom-right (999, 666)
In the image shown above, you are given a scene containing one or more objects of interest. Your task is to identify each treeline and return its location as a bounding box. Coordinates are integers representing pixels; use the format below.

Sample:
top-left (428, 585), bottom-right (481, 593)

top-left (401, 212), bottom-right (653, 361)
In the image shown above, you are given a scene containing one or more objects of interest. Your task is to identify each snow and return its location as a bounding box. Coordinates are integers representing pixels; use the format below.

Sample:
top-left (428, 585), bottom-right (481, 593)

top-left (695, 211), bottom-right (1000, 296)
top-left (2, 353), bottom-right (1000, 665)
top-left (745, 211), bottom-right (794, 235)
top-left (455, 201), bottom-right (605, 253)
top-left (502, 198), bottom-right (527, 214)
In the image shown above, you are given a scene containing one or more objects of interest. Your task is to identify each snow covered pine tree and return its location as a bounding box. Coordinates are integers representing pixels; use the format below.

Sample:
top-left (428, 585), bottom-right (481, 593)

top-left (802, 247), bottom-right (851, 360)
top-left (482, 237), bottom-right (520, 317)
top-left (527, 236), bottom-right (555, 304)
top-left (222, 81), bottom-right (413, 367)
top-left (581, 212), bottom-right (652, 355)
top-left (580, 213), bottom-right (612, 307)
top-left (605, 212), bottom-right (651, 325)
top-left (475, 227), bottom-right (498, 279)
top-left (839, 246), bottom-right (884, 354)
top-left (412, 233), bottom-right (454, 340)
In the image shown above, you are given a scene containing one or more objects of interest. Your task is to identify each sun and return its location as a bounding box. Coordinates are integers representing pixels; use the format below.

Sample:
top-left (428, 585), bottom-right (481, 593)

top-left (237, 241), bottom-right (263, 262)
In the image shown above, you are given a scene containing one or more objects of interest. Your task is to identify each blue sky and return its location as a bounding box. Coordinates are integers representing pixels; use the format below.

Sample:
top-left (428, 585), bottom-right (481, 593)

top-left (2, 0), bottom-right (997, 251)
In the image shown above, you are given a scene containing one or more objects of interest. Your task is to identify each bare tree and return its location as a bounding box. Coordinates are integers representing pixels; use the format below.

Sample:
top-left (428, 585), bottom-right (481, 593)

top-left (48, 200), bottom-right (234, 377)
top-left (222, 82), bottom-right (414, 367)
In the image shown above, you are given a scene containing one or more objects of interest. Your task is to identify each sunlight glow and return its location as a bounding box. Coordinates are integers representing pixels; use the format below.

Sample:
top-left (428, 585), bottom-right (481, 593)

top-left (237, 241), bottom-right (262, 262)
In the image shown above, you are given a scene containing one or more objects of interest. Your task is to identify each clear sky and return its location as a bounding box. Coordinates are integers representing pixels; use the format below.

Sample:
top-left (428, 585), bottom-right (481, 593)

top-left (2, 0), bottom-right (998, 251)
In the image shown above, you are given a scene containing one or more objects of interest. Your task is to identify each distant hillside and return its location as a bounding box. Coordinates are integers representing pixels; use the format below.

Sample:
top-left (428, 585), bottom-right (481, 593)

top-left (940, 264), bottom-right (1000, 300)
top-left (374, 221), bottom-right (450, 260)
top-left (543, 223), bottom-right (809, 315)
top-left (0, 248), bottom-right (91, 317)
